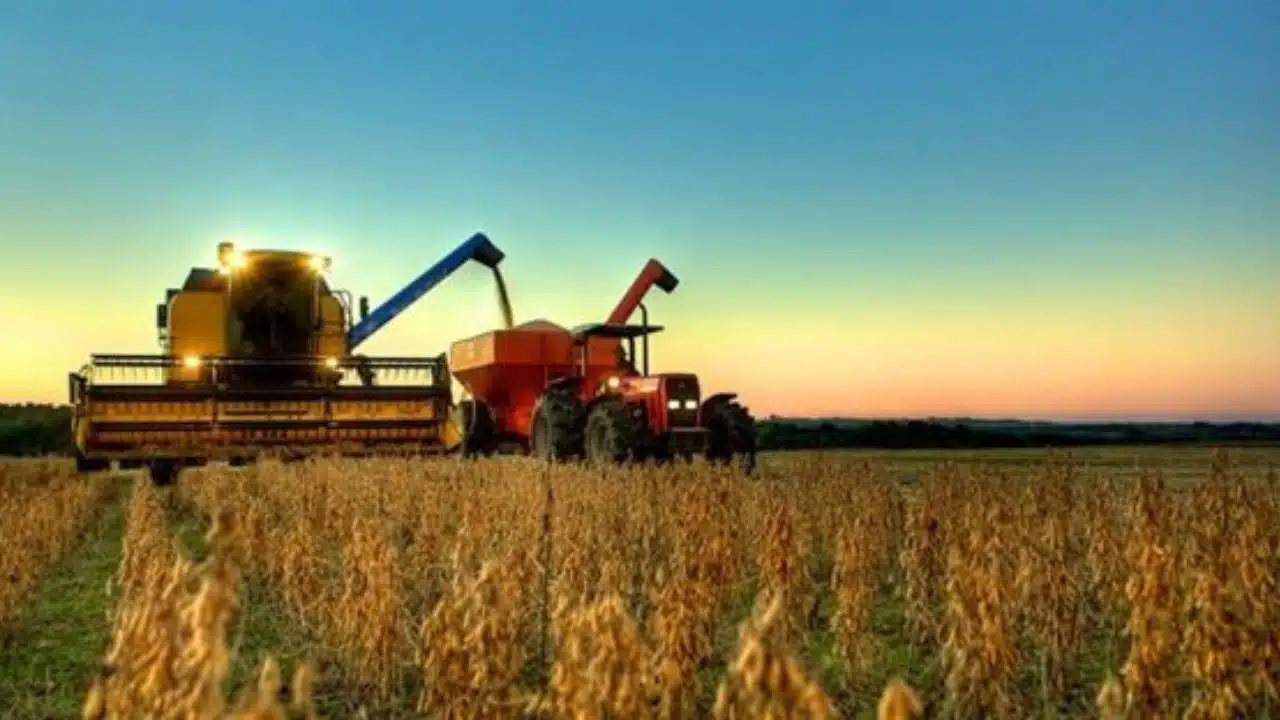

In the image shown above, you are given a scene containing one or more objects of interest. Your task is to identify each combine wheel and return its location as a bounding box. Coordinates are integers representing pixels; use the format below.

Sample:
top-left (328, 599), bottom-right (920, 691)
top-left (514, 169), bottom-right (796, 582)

top-left (455, 399), bottom-right (497, 458)
top-left (584, 398), bottom-right (646, 466)
top-left (530, 389), bottom-right (583, 461)
top-left (148, 460), bottom-right (180, 487)
top-left (74, 452), bottom-right (110, 474)
top-left (704, 400), bottom-right (757, 475)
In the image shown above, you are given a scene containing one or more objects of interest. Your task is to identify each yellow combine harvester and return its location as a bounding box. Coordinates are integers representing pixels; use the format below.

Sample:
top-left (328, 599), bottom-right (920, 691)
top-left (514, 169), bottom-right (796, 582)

top-left (69, 232), bottom-right (505, 485)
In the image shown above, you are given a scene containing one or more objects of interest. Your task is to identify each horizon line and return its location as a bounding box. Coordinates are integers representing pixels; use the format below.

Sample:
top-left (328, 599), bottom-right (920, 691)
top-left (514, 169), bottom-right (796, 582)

top-left (3, 400), bottom-right (1278, 425)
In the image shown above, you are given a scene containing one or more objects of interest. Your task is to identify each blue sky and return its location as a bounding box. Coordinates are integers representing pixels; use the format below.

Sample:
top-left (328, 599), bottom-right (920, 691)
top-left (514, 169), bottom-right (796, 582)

top-left (1, 0), bottom-right (1276, 418)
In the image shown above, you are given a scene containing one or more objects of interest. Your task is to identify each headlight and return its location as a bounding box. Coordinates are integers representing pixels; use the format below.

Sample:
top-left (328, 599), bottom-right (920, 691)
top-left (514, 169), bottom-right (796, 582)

top-left (683, 399), bottom-right (697, 410)
top-left (323, 357), bottom-right (339, 369)
top-left (182, 355), bottom-right (202, 369)
top-left (218, 250), bottom-right (247, 274)
top-left (606, 376), bottom-right (621, 389)
top-left (667, 399), bottom-right (680, 410)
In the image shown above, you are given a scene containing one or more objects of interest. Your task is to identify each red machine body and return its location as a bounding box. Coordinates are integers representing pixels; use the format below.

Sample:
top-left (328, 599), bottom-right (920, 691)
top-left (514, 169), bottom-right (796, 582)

top-left (447, 260), bottom-right (755, 470)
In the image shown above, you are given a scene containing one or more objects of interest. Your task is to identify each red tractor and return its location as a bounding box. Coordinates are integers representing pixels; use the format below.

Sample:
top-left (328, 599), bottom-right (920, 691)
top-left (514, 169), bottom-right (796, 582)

top-left (448, 260), bottom-right (756, 472)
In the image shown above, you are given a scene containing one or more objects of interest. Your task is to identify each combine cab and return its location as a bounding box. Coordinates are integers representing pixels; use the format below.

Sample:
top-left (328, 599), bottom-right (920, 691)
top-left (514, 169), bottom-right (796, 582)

top-left (70, 232), bottom-right (506, 485)
top-left (448, 260), bottom-right (756, 472)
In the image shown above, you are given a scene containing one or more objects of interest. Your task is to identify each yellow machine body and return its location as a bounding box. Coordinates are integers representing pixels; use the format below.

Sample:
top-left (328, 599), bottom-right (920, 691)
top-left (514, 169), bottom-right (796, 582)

top-left (69, 245), bottom-right (459, 468)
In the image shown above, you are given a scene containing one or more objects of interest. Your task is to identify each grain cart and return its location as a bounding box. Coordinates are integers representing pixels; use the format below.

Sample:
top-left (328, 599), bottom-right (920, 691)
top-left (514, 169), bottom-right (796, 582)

top-left (448, 259), bottom-right (756, 472)
top-left (69, 232), bottom-right (506, 485)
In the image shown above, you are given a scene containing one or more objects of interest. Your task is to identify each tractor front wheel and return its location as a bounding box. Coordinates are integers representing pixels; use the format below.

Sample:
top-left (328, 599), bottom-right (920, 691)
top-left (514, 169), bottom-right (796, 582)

top-left (530, 389), bottom-right (583, 461)
top-left (584, 398), bottom-right (646, 466)
top-left (704, 400), bottom-right (757, 475)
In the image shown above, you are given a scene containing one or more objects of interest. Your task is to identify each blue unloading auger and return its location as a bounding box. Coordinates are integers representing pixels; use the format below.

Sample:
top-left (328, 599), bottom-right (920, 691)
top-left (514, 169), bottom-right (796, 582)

top-left (346, 231), bottom-right (507, 351)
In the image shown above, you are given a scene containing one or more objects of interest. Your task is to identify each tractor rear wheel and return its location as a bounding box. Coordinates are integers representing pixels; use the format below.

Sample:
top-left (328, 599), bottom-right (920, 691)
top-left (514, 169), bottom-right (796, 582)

top-left (530, 389), bottom-right (583, 461)
top-left (584, 398), bottom-right (646, 466)
top-left (704, 400), bottom-right (757, 474)
top-left (455, 399), bottom-right (497, 458)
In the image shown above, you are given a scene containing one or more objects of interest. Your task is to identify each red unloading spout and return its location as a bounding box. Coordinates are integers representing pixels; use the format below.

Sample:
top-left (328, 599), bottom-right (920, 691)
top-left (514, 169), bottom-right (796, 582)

top-left (606, 259), bottom-right (679, 324)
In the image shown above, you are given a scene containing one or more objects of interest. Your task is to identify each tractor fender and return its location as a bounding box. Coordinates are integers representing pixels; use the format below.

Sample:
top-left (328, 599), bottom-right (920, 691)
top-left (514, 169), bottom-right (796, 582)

top-left (701, 392), bottom-right (739, 415)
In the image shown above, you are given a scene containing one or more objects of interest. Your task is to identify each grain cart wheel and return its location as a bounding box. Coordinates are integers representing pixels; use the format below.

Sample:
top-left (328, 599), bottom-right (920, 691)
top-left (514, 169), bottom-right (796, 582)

top-left (455, 399), bottom-right (497, 458)
top-left (148, 459), bottom-right (180, 487)
top-left (530, 389), bottom-right (583, 461)
top-left (584, 398), bottom-right (646, 466)
top-left (704, 400), bottom-right (757, 475)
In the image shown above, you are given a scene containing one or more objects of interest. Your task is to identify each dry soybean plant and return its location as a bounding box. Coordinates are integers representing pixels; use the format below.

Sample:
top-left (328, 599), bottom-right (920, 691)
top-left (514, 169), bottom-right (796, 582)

top-left (84, 479), bottom-right (315, 720)
top-left (49, 446), bottom-right (1278, 718)
top-left (0, 459), bottom-right (111, 625)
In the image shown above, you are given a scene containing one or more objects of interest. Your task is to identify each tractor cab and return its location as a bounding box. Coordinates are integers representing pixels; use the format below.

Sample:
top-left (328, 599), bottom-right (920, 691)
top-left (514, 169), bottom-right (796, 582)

top-left (569, 322), bottom-right (663, 378)
top-left (565, 322), bottom-right (708, 463)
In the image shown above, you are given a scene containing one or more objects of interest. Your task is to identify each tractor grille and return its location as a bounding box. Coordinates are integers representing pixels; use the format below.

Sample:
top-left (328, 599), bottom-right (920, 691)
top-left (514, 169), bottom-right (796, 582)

top-left (663, 376), bottom-right (700, 428)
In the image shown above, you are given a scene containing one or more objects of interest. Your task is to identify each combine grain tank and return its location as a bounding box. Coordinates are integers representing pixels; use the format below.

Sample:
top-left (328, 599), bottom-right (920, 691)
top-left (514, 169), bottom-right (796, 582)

top-left (69, 232), bottom-right (505, 485)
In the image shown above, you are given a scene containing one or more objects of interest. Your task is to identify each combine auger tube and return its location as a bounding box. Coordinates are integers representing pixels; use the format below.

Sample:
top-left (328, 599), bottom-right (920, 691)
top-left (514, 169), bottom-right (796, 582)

top-left (347, 231), bottom-right (506, 350)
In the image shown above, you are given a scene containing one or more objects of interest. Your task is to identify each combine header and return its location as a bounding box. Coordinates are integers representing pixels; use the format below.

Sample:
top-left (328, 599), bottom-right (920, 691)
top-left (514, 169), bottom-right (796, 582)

top-left (69, 232), bottom-right (505, 485)
top-left (448, 259), bottom-right (756, 472)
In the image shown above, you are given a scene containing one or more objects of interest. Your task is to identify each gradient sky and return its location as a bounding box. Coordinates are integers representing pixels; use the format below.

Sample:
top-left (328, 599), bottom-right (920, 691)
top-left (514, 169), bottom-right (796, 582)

top-left (2, 0), bottom-right (1277, 420)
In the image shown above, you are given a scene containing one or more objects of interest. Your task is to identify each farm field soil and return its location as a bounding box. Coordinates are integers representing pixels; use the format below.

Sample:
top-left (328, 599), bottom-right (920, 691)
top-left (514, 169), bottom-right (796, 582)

top-left (0, 446), bottom-right (1276, 719)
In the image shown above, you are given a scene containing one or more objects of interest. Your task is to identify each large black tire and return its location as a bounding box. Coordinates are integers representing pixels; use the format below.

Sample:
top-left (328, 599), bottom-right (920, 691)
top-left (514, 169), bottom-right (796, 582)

top-left (583, 398), bottom-right (647, 466)
top-left (148, 460), bottom-right (180, 487)
top-left (530, 389), bottom-right (584, 461)
top-left (704, 400), bottom-right (757, 475)
top-left (74, 452), bottom-right (110, 474)
top-left (455, 399), bottom-right (497, 458)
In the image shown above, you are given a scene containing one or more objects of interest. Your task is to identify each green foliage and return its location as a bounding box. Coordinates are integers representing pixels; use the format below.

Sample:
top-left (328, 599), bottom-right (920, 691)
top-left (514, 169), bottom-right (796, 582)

top-left (753, 418), bottom-right (1280, 451)
top-left (0, 402), bottom-right (1276, 457)
top-left (0, 404), bottom-right (72, 456)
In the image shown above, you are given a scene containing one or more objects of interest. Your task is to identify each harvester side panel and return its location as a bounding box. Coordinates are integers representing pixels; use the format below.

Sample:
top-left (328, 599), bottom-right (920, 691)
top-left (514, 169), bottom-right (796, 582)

top-left (316, 294), bottom-right (347, 359)
top-left (168, 291), bottom-right (226, 382)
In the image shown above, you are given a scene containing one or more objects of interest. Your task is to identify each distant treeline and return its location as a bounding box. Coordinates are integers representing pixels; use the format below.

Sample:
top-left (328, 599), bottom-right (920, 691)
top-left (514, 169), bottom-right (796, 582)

top-left (1, 402), bottom-right (1277, 457)
top-left (756, 418), bottom-right (1280, 450)
top-left (0, 403), bottom-right (72, 456)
